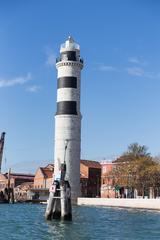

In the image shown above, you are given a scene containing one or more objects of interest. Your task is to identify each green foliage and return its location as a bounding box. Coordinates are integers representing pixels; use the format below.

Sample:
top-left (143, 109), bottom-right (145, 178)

top-left (110, 143), bottom-right (160, 195)
top-left (126, 143), bottom-right (150, 157)
top-left (115, 143), bottom-right (150, 163)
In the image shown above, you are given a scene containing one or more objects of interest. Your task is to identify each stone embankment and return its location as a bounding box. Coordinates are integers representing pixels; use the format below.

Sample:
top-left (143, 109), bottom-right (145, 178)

top-left (77, 198), bottom-right (160, 210)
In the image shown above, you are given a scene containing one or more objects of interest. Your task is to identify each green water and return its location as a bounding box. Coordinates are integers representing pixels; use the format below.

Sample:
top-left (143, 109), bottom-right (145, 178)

top-left (0, 203), bottom-right (160, 239)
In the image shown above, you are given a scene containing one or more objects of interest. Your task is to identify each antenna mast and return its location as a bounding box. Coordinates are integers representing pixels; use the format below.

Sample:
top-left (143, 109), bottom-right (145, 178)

top-left (0, 132), bottom-right (6, 173)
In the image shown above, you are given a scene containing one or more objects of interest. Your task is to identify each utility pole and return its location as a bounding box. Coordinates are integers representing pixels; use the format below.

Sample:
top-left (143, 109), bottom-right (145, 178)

top-left (0, 132), bottom-right (6, 173)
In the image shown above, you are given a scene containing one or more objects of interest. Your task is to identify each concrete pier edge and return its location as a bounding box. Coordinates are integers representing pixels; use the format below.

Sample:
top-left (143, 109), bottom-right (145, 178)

top-left (77, 198), bottom-right (160, 211)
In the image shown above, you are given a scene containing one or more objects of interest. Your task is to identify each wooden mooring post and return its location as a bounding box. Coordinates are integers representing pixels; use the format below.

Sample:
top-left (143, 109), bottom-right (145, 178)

top-left (45, 163), bottom-right (72, 221)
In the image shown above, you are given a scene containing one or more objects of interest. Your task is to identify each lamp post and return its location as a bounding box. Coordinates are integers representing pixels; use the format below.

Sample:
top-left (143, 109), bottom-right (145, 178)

top-left (60, 139), bottom-right (69, 183)
top-left (128, 171), bottom-right (132, 198)
top-left (64, 139), bottom-right (69, 164)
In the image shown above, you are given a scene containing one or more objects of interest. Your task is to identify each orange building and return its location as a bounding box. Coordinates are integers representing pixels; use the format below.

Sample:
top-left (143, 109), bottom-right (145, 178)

top-left (0, 172), bottom-right (34, 191)
top-left (80, 160), bottom-right (101, 197)
top-left (28, 164), bottom-right (54, 201)
top-left (32, 160), bottom-right (101, 199)
top-left (14, 182), bottom-right (34, 202)
top-left (34, 164), bottom-right (54, 189)
top-left (101, 161), bottom-right (117, 198)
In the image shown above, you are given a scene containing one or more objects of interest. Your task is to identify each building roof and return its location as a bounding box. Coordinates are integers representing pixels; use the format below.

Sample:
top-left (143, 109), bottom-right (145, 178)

top-left (113, 155), bottom-right (133, 163)
top-left (5, 173), bottom-right (35, 180)
top-left (45, 163), bottom-right (54, 170)
top-left (80, 160), bottom-right (101, 169)
top-left (80, 172), bottom-right (88, 179)
top-left (15, 182), bottom-right (34, 191)
top-left (101, 162), bottom-right (117, 166)
top-left (40, 167), bottom-right (53, 178)
top-left (18, 182), bottom-right (33, 187)
top-left (0, 173), bottom-right (7, 180)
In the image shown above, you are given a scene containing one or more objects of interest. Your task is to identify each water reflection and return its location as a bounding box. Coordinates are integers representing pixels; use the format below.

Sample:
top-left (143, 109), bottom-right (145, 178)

top-left (46, 205), bottom-right (160, 240)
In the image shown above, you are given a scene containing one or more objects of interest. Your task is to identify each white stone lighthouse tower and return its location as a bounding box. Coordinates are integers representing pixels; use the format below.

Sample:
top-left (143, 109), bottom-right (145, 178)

top-left (54, 36), bottom-right (83, 201)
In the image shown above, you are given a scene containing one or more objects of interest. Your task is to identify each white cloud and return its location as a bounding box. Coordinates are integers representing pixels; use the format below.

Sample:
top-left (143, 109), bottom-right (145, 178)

top-left (126, 67), bottom-right (160, 79)
top-left (0, 73), bottom-right (31, 88)
top-left (125, 67), bottom-right (144, 77)
top-left (144, 72), bottom-right (160, 79)
top-left (128, 57), bottom-right (147, 66)
top-left (97, 64), bottom-right (117, 72)
top-left (95, 61), bottom-right (160, 80)
top-left (26, 85), bottom-right (41, 93)
top-left (46, 53), bottom-right (56, 67)
top-left (45, 47), bottom-right (56, 67)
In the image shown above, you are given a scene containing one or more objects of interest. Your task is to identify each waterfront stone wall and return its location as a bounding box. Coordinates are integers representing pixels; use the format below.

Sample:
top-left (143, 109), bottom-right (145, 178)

top-left (77, 198), bottom-right (160, 210)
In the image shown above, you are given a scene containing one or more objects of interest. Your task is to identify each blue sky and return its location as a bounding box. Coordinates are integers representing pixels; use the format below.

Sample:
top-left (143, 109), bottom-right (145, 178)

top-left (0, 0), bottom-right (160, 173)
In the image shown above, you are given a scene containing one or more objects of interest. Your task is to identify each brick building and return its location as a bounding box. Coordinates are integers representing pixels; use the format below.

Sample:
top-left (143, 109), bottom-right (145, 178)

top-left (14, 182), bottom-right (34, 202)
top-left (34, 164), bottom-right (54, 189)
top-left (0, 172), bottom-right (34, 191)
top-left (101, 161), bottom-right (116, 198)
top-left (80, 160), bottom-right (101, 197)
top-left (28, 164), bottom-right (54, 201)
top-left (31, 160), bottom-right (101, 199)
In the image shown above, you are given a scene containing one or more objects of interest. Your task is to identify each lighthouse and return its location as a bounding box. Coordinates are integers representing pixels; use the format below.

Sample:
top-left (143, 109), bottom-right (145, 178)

top-left (54, 36), bottom-right (83, 201)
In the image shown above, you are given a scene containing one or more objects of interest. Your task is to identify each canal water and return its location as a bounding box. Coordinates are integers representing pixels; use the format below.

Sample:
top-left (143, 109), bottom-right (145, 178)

top-left (0, 204), bottom-right (160, 240)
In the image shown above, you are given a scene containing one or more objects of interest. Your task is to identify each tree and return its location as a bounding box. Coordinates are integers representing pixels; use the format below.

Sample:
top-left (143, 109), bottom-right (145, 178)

top-left (126, 143), bottom-right (150, 157)
top-left (111, 143), bottom-right (160, 197)
top-left (115, 143), bottom-right (150, 163)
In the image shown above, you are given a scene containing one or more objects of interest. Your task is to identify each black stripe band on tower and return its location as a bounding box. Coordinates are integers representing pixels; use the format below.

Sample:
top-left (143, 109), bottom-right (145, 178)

top-left (58, 77), bottom-right (77, 89)
top-left (60, 51), bottom-right (76, 61)
top-left (56, 101), bottom-right (77, 115)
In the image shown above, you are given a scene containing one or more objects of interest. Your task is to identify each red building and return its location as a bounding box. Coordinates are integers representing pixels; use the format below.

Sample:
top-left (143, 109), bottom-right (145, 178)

top-left (0, 172), bottom-right (34, 190)
top-left (34, 164), bottom-right (54, 189)
top-left (80, 160), bottom-right (101, 197)
top-left (101, 161), bottom-right (117, 198)
top-left (31, 160), bottom-right (101, 199)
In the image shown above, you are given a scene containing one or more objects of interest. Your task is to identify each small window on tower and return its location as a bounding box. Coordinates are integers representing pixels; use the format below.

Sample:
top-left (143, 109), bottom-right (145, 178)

top-left (62, 53), bottom-right (68, 61)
